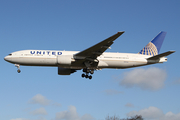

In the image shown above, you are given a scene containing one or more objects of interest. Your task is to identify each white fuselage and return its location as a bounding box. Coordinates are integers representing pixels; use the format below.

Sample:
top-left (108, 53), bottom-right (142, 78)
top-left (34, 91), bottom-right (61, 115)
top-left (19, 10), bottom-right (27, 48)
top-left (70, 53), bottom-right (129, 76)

top-left (4, 50), bottom-right (167, 69)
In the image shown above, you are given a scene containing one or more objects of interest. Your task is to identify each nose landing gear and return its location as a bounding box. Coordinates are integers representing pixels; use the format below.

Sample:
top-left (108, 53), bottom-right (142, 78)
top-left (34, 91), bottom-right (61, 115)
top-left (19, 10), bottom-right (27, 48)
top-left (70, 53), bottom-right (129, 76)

top-left (82, 68), bottom-right (94, 80)
top-left (15, 64), bottom-right (21, 73)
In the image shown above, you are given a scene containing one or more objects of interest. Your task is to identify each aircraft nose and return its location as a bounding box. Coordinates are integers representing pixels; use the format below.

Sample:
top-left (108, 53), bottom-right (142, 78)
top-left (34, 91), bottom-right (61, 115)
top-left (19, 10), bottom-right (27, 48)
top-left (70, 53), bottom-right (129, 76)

top-left (4, 56), bottom-right (8, 61)
top-left (4, 56), bottom-right (10, 62)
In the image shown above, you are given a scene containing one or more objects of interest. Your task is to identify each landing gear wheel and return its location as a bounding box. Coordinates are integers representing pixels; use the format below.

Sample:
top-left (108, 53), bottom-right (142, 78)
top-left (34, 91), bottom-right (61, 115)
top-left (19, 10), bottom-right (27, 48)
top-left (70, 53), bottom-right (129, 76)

top-left (17, 69), bottom-right (21, 73)
top-left (83, 69), bottom-right (86, 73)
top-left (82, 68), bottom-right (94, 79)
top-left (85, 75), bottom-right (89, 78)
top-left (90, 70), bottom-right (94, 74)
top-left (82, 74), bottom-right (85, 78)
top-left (15, 64), bottom-right (21, 73)
top-left (86, 69), bottom-right (90, 73)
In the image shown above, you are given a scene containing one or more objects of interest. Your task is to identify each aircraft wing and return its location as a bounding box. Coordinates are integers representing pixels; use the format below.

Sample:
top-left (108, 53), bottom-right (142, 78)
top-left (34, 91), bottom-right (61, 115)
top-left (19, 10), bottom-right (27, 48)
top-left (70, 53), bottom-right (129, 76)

top-left (74, 31), bottom-right (124, 60)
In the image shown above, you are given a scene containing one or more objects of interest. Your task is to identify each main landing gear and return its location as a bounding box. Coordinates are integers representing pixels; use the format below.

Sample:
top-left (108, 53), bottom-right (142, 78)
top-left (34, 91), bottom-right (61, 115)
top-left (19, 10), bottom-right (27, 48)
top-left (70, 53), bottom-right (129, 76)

top-left (15, 64), bottom-right (21, 73)
top-left (81, 68), bottom-right (94, 80)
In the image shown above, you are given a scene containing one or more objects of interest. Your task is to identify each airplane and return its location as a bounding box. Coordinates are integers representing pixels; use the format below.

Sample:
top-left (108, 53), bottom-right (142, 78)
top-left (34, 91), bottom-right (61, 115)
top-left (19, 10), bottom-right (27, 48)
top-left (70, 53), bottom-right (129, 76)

top-left (4, 31), bottom-right (175, 79)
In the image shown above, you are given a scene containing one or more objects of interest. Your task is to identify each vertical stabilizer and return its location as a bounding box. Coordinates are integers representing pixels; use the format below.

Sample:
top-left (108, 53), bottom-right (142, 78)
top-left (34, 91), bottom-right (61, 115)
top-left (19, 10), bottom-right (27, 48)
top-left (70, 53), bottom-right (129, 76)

top-left (138, 31), bottom-right (167, 56)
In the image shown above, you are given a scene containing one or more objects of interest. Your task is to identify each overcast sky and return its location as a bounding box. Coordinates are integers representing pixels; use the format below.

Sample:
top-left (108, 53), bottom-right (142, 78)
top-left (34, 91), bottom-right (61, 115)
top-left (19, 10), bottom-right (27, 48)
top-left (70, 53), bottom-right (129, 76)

top-left (1, 1), bottom-right (180, 120)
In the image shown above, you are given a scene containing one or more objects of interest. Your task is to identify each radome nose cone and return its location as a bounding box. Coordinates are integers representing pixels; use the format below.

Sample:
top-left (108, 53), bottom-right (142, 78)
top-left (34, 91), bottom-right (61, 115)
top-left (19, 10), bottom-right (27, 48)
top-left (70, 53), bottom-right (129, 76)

top-left (4, 56), bottom-right (10, 62)
top-left (4, 56), bottom-right (7, 61)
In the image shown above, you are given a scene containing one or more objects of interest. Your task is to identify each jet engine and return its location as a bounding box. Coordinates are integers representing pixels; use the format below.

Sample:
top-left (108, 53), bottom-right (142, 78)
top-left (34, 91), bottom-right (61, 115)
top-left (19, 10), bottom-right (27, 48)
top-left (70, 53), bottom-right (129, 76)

top-left (58, 67), bottom-right (77, 75)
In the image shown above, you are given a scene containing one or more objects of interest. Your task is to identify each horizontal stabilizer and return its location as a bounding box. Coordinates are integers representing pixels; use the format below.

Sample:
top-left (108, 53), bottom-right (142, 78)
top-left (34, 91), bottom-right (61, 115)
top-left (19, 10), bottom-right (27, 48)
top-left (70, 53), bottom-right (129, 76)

top-left (147, 51), bottom-right (175, 60)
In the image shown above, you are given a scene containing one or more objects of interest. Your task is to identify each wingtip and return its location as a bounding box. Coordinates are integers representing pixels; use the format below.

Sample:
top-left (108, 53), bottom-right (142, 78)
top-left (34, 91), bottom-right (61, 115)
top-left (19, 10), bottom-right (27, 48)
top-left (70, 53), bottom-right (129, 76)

top-left (169, 50), bottom-right (176, 53)
top-left (118, 31), bottom-right (125, 33)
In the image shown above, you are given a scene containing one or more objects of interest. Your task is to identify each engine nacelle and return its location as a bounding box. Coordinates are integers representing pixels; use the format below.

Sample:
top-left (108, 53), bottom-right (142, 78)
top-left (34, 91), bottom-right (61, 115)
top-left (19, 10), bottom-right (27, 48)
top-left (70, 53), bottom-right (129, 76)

top-left (57, 55), bottom-right (72, 66)
top-left (58, 67), bottom-right (76, 75)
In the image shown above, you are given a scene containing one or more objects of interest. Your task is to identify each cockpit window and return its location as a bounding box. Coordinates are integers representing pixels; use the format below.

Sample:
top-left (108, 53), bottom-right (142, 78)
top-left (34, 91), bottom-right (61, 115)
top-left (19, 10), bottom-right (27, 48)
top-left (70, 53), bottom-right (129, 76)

top-left (8, 54), bottom-right (12, 56)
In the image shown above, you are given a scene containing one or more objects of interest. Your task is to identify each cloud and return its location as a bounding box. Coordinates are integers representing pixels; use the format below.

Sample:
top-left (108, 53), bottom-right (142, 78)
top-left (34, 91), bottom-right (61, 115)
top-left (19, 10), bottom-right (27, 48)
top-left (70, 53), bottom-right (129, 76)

top-left (28, 94), bottom-right (50, 106)
top-left (11, 117), bottom-right (47, 120)
top-left (80, 114), bottom-right (95, 120)
top-left (52, 102), bottom-right (62, 107)
top-left (119, 67), bottom-right (167, 91)
top-left (104, 89), bottom-right (123, 95)
top-left (55, 106), bottom-right (95, 120)
top-left (28, 94), bottom-right (61, 107)
top-left (127, 106), bottom-right (163, 119)
top-left (172, 78), bottom-right (180, 85)
top-left (162, 112), bottom-right (180, 120)
top-left (30, 107), bottom-right (48, 115)
top-left (127, 106), bottom-right (180, 120)
top-left (125, 103), bottom-right (134, 108)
